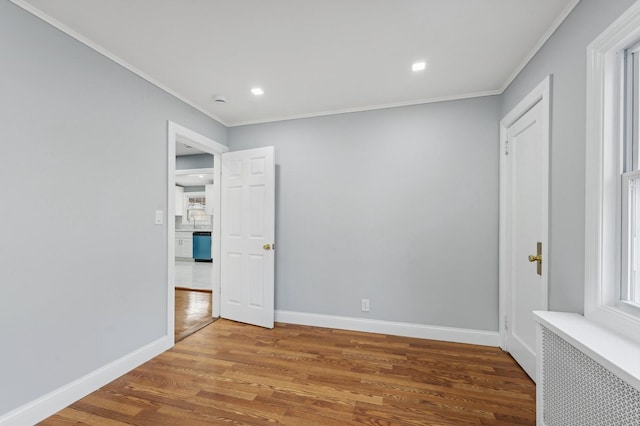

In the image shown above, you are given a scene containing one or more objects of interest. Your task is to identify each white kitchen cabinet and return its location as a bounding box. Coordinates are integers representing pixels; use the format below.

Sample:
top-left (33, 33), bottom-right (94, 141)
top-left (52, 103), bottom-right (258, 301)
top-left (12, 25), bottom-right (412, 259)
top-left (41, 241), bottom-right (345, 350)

top-left (174, 236), bottom-right (182, 257)
top-left (175, 186), bottom-right (185, 216)
top-left (175, 232), bottom-right (193, 258)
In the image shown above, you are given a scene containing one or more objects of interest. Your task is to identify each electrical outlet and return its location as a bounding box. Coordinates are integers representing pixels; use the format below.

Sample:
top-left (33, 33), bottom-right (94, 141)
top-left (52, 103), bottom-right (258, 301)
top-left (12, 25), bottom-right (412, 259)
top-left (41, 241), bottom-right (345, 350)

top-left (361, 298), bottom-right (370, 312)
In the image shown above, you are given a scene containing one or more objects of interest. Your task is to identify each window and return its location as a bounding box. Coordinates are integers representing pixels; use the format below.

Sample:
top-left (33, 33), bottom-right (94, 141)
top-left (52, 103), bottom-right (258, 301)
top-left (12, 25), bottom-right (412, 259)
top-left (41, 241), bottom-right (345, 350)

top-left (585, 1), bottom-right (640, 344)
top-left (181, 192), bottom-right (212, 226)
top-left (621, 42), bottom-right (640, 306)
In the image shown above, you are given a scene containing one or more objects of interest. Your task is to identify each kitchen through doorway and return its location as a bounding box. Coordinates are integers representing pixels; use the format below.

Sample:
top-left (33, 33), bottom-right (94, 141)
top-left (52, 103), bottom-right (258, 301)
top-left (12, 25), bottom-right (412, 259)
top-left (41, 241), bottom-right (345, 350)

top-left (168, 122), bottom-right (227, 343)
top-left (174, 142), bottom-right (215, 341)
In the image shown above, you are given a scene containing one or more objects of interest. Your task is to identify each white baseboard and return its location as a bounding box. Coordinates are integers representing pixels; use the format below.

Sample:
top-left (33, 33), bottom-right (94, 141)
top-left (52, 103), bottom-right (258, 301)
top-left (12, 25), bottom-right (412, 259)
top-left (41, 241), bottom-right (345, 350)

top-left (0, 336), bottom-right (172, 426)
top-left (275, 310), bottom-right (500, 347)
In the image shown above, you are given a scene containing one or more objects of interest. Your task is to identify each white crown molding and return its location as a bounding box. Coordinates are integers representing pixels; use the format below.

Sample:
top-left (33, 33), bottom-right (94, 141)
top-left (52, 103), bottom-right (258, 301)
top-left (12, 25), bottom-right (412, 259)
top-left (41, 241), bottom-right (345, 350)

top-left (9, 0), bottom-right (230, 127)
top-left (0, 336), bottom-right (172, 426)
top-left (275, 310), bottom-right (500, 347)
top-left (228, 90), bottom-right (502, 127)
top-left (499, 0), bottom-right (581, 93)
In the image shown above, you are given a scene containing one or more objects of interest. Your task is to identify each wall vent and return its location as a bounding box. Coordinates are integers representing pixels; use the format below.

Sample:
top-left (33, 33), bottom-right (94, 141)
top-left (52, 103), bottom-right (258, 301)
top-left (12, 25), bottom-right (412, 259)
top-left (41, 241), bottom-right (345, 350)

top-left (540, 327), bottom-right (640, 425)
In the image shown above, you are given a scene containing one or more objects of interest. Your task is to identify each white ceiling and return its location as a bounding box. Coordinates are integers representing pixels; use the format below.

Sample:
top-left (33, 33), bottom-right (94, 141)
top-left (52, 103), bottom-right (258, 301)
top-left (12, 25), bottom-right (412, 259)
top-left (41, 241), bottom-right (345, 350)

top-left (17, 0), bottom-right (578, 127)
top-left (175, 170), bottom-right (213, 187)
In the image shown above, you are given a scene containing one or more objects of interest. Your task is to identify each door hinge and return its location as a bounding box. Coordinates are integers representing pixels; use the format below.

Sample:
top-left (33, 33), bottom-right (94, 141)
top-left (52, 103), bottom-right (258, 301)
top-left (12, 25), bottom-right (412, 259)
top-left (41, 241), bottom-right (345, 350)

top-left (504, 315), bottom-right (509, 331)
top-left (505, 140), bottom-right (509, 156)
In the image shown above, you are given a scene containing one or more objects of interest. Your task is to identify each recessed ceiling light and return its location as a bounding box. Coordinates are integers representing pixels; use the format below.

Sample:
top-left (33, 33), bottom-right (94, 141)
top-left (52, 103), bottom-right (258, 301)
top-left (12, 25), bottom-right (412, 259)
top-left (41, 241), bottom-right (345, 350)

top-left (251, 87), bottom-right (264, 96)
top-left (412, 61), bottom-right (426, 72)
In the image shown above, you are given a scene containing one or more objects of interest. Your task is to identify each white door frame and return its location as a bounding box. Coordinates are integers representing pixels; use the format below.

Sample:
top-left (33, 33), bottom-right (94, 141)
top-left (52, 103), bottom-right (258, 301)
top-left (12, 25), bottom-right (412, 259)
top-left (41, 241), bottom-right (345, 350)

top-left (499, 76), bottom-right (551, 350)
top-left (167, 121), bottom-right (228, 343)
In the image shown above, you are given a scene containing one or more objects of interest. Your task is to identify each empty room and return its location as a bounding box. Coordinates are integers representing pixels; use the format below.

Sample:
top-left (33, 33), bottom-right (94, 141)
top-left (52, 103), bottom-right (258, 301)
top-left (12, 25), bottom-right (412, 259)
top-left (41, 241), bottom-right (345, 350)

top-left (1, 0), bottom-right (640, 425)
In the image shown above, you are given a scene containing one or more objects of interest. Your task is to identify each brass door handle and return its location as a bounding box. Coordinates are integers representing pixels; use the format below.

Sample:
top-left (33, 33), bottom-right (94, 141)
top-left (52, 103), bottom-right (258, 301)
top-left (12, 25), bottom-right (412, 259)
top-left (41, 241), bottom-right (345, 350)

top-left (529, 242), bottom-right (543, 276)
top-left (263, 244), bottom-right (272, 251)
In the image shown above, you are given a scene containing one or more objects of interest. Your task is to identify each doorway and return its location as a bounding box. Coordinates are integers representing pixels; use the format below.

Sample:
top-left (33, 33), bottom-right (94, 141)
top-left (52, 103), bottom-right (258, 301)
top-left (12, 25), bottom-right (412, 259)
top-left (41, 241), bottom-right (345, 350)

top-left (167, 121), bottom-right (228, 342)
top-left (174, 149), bottom-right (214, 341)
top-left (499, 76), bottom-right (550, 380)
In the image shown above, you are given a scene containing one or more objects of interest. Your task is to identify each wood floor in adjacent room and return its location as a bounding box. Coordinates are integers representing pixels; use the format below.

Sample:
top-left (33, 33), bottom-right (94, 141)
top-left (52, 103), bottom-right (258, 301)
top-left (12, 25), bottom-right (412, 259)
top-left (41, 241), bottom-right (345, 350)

top-left (174, 288), bottom-right (213, 342)
top-left (40, 320), bottom-right (536, 425)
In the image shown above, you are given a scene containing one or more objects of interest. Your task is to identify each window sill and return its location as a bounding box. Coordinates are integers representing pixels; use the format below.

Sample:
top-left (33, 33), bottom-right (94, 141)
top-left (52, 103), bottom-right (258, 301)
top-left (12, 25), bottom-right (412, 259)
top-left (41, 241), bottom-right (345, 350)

top-left (585, 302), bottom-right (640, 347)
top-left (617, 299), bottom-right (640, 315)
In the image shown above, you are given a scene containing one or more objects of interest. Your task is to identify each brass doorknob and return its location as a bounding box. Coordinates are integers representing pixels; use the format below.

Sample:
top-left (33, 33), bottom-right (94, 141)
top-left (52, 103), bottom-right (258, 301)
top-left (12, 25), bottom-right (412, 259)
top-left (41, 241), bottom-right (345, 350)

top-left (529, 242), bottom-right (543, 276)
top-left (263, 244), bottom-right (271, 251)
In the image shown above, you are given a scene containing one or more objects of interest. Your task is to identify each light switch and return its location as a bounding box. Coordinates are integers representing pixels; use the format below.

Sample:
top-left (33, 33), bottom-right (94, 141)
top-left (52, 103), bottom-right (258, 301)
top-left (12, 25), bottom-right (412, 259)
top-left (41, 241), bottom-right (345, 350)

top-left (155, 210), bottom-right (164, 225)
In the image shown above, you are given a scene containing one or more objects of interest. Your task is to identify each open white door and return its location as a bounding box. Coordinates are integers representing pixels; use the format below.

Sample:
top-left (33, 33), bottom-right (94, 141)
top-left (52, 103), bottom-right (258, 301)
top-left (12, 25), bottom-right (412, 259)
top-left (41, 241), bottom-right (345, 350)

top-left (220, 146), bottom-right (275, 328)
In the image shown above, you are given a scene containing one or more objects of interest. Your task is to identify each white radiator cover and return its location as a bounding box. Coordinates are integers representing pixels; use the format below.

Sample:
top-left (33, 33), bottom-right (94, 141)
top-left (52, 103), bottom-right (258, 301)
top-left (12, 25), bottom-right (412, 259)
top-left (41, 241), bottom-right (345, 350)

top-left (535, 312), bottom-right (640, 426)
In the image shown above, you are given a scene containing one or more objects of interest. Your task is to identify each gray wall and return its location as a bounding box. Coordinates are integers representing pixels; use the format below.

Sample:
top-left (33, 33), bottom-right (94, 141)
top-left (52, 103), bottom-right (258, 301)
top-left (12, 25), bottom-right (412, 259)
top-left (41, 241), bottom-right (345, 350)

top-left (176, 153), bottom-right (214, 170)
top-left (501, 0), bottom-right (635, 314)
top-left (228, 96), bottom-right (501, 331)
top-left (183, 186), bottom-right (206, 192)
top-left (0, 0), bottom-right (226, 415)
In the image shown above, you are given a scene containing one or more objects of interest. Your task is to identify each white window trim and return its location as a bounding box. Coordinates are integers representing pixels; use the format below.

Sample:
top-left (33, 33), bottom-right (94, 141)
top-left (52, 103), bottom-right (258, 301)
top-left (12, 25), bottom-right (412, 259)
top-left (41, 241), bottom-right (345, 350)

top-left (585, 0), bottom-right (640, 345)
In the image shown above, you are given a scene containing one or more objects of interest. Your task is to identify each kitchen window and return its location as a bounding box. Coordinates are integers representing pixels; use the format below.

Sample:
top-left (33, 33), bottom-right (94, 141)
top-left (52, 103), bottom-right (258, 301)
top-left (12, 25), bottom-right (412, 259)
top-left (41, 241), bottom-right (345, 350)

top-left (182, 192), bottom-right (212, 226)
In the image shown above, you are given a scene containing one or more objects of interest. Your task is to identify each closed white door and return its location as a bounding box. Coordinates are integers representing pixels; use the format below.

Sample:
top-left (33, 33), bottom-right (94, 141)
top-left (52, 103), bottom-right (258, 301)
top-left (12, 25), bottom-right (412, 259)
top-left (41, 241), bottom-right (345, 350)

top-left (504, 100), bottom-right (548, 380)
top-left (220, 147), bottom-right (275, 328)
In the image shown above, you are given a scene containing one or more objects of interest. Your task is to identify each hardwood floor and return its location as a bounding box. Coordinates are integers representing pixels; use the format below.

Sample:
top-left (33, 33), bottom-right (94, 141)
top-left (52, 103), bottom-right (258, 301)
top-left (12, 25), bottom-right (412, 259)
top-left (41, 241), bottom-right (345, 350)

top-left (174, 288), bottom-right (213, 342)
top-left (40, 320), bottom-right (535, 425)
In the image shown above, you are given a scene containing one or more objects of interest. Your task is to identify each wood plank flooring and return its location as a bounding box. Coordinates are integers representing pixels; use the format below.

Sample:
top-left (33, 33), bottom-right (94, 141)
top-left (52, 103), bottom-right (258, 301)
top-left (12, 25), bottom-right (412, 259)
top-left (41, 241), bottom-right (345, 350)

top-left (40, 320), bottom-right (535, 425)
top-left (174, 288), bottom-right (213, 342)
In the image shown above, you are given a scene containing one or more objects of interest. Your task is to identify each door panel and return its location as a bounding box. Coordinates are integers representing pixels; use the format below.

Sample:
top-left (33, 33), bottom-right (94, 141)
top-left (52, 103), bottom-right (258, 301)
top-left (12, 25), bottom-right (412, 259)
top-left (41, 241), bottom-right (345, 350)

top-left (505, 101), bottom-right (547, 380)
top-left (220, 147), bottom-right (275, 328)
